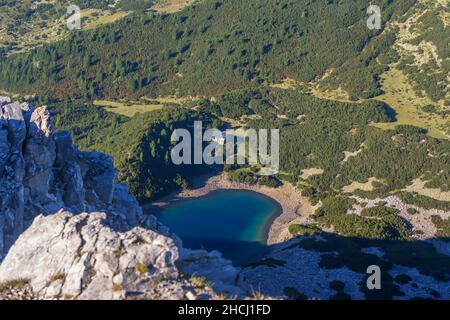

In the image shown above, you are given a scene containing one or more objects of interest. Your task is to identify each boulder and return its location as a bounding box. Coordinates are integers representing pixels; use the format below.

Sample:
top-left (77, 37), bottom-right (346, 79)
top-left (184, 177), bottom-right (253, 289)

top-left (0, 211), bottom-right (181, 299)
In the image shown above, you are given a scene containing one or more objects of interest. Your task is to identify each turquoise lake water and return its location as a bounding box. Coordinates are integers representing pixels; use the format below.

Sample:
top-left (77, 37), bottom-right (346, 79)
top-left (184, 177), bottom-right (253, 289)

top-left (154, 190), bottom-right (281, 266)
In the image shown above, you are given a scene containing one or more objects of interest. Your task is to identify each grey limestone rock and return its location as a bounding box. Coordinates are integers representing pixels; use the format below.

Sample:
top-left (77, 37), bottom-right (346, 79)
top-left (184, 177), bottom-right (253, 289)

top-left (0, 98), bottom-right (125, 257)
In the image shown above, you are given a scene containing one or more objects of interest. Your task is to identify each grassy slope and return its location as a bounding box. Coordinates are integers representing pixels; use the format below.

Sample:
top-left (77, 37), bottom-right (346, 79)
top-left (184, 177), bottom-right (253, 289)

top-left (153, 0), bottom-right (197, 13)
top-left (93, 95), bottom-right (195, 116)
top-left (0, 0), bottom-right (196, 56)
top-left (372, 68), bottom-right (449, 140)
top-left (93, 99), bottom-right (165, 117)
top-left (0, 0), bottom-right (417, 101)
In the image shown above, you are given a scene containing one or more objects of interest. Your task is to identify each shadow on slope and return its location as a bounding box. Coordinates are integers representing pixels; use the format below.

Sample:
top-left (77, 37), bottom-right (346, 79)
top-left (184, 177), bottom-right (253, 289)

top-left (239, 231), bottom-right (450, 300)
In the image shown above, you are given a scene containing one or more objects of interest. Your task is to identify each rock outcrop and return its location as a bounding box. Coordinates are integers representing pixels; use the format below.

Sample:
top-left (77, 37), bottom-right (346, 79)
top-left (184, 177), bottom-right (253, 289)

top-left (0, 211), bottom-right (182, 299)
top-left (0, 97), bottom-right (242, 300)
top-left (0, 98), bottom-right (127, 257)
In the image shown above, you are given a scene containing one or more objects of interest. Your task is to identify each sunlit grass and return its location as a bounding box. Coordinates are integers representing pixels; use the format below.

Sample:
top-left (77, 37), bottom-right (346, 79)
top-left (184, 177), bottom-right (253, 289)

top-left (153, 0), bottom-right (197, 13)
top-left (372, 68), bottom-right (449, 140)
top-left (94, 100), bottom-right (165, 117)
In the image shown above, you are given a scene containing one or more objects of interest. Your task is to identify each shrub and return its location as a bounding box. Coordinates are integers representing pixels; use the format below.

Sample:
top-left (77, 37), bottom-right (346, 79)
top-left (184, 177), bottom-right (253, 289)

top-left (317, 204), bottom-right (410, 240)
top-left (135, 263), bottom-right (149, 275)
top-left (421, 105), bottom-right (437, 113)
top-left (288, 224), bottom-right (322, 236)
top-left (283, 287), bottom-right (307, 300)
top-left (396, 192), bottom-right (450, 211)
top-left (431, 216), bottom-right (450, 240)
top-left (112, 283), bottom-right (124, 292)
top-left (394, 274), bottom-right (412, 284)
top-left (190, 276), bottom-right (211, 288)
top-left (0, 279), bottom-right (29, 293)
top-left (48, 272), bottom-right (66, 283)
top-left (329, 280), bottom-right (345, 292)
top-left (245, 258), bottom-right (286, 269)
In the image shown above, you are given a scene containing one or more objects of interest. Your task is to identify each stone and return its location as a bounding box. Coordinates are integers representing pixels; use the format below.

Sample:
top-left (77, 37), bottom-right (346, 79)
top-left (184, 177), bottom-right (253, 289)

top-left (112, 184), bottom-right (142, 226)
top-left (60, 164), bottom-right (85, 212)
top-left (2, 102), bottom-right (27, 151)
top-left (78, 152), bottom-right (117, 205)
top-left (54, 132), bottom-right (85, 212)
top-left (23, 107), bottom-right (56, 201)
top-left (0, 211), bottom-right (180, 300)
top-left (54, 131), bottom-right (76, 164)
top-left (179, 249), bottom-right (244, 296)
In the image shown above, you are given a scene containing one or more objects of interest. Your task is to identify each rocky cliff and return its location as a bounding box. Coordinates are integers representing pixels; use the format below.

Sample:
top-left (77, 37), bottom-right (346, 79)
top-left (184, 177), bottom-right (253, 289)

top-left (0, 97), bottom-right (241, 300)
top-left (0, 96), bottom-right (126, 256)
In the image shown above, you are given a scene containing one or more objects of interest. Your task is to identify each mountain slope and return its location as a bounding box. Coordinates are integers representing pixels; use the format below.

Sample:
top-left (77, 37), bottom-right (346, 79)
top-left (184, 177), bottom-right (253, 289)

top-left (0, 0), bottom-right (417, 101)
top-left (0, 0), bottom-right (197, 57)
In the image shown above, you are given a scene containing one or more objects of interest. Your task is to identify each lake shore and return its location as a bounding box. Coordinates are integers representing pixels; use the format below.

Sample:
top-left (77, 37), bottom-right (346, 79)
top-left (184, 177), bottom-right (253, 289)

top-left (145, 172), bottom-right (318, 244)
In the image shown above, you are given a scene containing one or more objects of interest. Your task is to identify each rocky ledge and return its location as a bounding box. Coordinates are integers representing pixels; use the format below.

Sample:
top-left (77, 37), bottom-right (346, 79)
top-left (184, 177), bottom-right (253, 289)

top-left (0, 97), bottom-right (242, 300)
